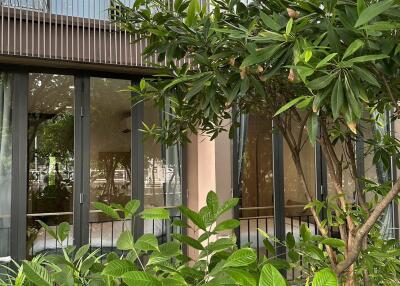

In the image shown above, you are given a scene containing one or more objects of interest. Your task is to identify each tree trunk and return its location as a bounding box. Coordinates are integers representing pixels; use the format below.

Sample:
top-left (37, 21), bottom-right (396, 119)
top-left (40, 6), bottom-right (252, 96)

top-left (345, 264), bottom-right (357, 286)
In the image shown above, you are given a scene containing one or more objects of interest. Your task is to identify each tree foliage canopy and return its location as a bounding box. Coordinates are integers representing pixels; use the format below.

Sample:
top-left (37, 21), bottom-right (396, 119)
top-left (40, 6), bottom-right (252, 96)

top-left (114, 0), bottom-right (400, 284)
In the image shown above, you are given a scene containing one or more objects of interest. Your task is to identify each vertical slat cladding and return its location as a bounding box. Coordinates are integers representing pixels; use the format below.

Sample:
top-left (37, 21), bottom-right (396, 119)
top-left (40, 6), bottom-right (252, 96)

top-left (11, 1), bottom-right (14, 53)
top-left (49, 1), bottom-right (52, 58)
top-left (108, 17), bottom-right (111, 64)
top-left (72, 0), bottom-right (74, 60)
top-left (1, 3), bottom-right (3, 54)
top-left (42, 0), bottom-right (45, 58)
top-left (0, 0), bottom-right (166, 69)
top-left (55, 0), bottom-right (58, 58)
top-left (19, 2), bottom-right (22, 55)
top-left (25, 1), bottom-right (28, 55)
top-left (7, 0), bottom-right (10, 54)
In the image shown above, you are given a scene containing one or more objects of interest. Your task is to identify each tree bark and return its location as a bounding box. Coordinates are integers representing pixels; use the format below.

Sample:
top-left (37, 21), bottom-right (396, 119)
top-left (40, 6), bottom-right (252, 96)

top-left (336, 178), bottom-right (400, 274)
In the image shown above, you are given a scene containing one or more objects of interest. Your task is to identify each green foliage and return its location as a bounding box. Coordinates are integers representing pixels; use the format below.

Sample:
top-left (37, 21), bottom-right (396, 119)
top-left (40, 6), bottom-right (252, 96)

top-left (1, 192), bottom-right (343, 286)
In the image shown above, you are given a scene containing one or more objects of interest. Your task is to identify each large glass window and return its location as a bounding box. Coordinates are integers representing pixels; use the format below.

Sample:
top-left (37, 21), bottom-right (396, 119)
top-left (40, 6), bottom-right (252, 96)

top-left (89, 77), bottom-right (132, 251)
top-left (143, 101), bottom-right (182, 242)
top-left (27, 73), bottom-right (75, 257)
top-left (283, 118), bottom-right (316, 238)
top-left (239, 111), bottom-right (274, 255)
top-left (0, 73), bottom-right (12, 260)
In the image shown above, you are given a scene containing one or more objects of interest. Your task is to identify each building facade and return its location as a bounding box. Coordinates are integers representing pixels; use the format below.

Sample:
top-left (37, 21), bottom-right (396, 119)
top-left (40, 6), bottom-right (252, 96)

top-left (0, 0), bottom-right (399, 265)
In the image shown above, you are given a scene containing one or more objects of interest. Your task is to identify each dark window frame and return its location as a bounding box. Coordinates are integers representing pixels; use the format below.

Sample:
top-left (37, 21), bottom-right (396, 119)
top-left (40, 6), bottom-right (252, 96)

top-left (3, 66), bottom-right (187, 260)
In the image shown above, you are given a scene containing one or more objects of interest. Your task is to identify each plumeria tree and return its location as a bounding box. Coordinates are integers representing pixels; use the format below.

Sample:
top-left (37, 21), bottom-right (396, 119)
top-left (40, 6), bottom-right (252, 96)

top-left (114, 0), bottom-right (400, 285)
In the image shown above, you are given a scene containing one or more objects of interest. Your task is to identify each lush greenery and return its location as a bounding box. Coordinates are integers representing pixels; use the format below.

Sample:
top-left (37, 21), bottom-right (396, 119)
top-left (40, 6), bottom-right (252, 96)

top-left (1, 192), bottom-right (341, 286)
top-left (113, 0), bottom-right (400, 285)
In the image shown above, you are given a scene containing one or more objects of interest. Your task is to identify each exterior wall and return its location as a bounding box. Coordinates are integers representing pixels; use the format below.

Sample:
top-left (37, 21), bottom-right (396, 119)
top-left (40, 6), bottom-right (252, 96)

top-left (0, 2), bottom-right (189, 73)
top-left (185, 131), bottom-right (233, 258)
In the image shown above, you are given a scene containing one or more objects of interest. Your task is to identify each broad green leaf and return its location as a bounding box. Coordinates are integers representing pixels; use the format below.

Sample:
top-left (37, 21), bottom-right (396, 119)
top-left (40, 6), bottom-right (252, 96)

top-left (122, 271), bottom-right (161, 286)
top-left (307, 73), bottom-right (336, 90)
top-left (206, 191), bottom-right (219, 216)
top-left (185, 0), bottom-right (199, 27)
top-left (300, 224), bottom-right (311, 241)
top-left (92, 202), bottom-right (121, 221)
top-left (286, 232), bottom-right (295, 249)
top-left (304, 50), bottom-right (312, 63)
top-left (224, 248), bottom-right (256, 268)
top-left (37, 220), bottom-right (57, 241)
top-left (307, 113), bottom-right (318, 145)
top-left (316, 53), bottom-right (337, 69)
top-left (274, 96), bottom-right (307, 116)
top-left (321, 238), bottom-right (345, 248)
top-left (172, 233), bottom-right (204, 250)
top-left (161, 274), bottom-right (188, 286)
top-left (53, 269), bottom-right (74, 286)
top-left (331, 77), bottom-right (344, 120)
top-left (206, 238), bottom-right (235, 253)
top-left (74, 244), bottom-right (90, 262)
top-left (344, 77), bottom-right (362, 119)
top-left (117, 231), bottom-right (135, 250)
top-left (355, 0), bottom-right (394, 27)
top-left (312, 90), bottom-right (329, 112)
top-left (357, 0), bottom-right (366, 15)
top-left (291, 65), bottom-right (314, 81)
top-left (347, 54), bottom-right (388, 63)
top-left (124, 200), bottom-right (140, 218)
top-left (240, 45), bottom-right (281, 68)
top-left (352, 66), bottom-right (380, 87)
top-left (57, 222), bottom-right (70, 242)
top-left (158, 241), bottom-right (181, 256)
top-left (22, 262), bottom-right (52, 286)
top-left (214, 219), bottom-right (240, 232)
top-left (286, 18), bottom-right (293, 35)
top-left (226, 269), bottom-right (257, 286)
top-left (263, 238), bottom-right (276, 256)
top-left (342, 39), bottom-right (364, 60)
top-left (259, 264), bottom-right (286, 286)
top-left (217, 198), bottom-right (239, 216)
top-left (260, 12), bottom-right (281, 31)
top-left (140, 208), bottom-right (170, 220)
top-left (135, 234), bottom-right (159, 252)
top-left (178, 206), bottom-right (206, 230)
top-left (311, 268), bottom-right (338, 286)
top-left (102, 259), bottom-right (135, 277)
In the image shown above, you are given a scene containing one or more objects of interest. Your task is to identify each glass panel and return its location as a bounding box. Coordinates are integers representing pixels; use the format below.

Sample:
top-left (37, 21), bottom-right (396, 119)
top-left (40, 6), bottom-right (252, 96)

top-left (89, 78), bottom-right (132, 252)
top-left (283, 118), bottom-right (316, 281)
top-left (143, 101), bottom-right (182, 242)
top-left (364, 114), bottom-right (394, 238)
top-left (239, 111), bottom-right (274, 256)
top-left (0, 73), bottom-right (12, 260)
top-left (27, 73), bottom-right (75, 257)
top-left (50, 0), bottom-right (135, 20)
top-left (283, 118), bottom-right (316, 238)
top-left (1, 0), bottom-right (49, 12)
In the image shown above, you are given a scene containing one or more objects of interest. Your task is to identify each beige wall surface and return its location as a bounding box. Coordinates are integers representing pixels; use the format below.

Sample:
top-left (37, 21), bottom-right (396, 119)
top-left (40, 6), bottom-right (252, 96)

top-left (185, 131), bottom-right (233, 258)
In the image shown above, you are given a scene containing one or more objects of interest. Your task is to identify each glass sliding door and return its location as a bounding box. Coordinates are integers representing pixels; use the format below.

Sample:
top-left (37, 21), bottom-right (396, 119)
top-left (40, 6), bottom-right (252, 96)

top-left (89, 78), bottom-right (132, 252)
top-left (239, 110), bottom-right (274, 256)
top-left (0, 73), bottom-right (12, 261)
top-left (143, 101), bottom-right (182, 242)
top-left (27, 73), bottom-right (75, 257)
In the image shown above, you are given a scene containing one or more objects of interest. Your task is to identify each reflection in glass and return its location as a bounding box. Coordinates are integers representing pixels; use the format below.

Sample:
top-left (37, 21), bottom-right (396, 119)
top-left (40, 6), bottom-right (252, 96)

top-left (143, 101), bottom-right (182, 242)
top-left (365, 114), bottom-right (394, 238)
top-left (0, 73), bottom-right (12, 259)
top-left (89, 78), bottom-right (132, 251)
top-left (283, 118), bottom-right (316, 238)
top-left (27, 73), bottom-right (75, 256)
top-left (239, 111), bottom-right (274, 255)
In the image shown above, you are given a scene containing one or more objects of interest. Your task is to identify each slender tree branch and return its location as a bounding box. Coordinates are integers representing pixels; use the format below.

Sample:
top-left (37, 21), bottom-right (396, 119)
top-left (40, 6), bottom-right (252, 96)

top-left (336, 178), bottom-right (400, 274)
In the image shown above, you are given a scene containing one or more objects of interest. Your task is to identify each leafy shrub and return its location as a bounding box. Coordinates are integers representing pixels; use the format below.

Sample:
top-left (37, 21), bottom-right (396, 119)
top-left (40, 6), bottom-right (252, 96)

top-left (0, 192), bottom-right (338, 285)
